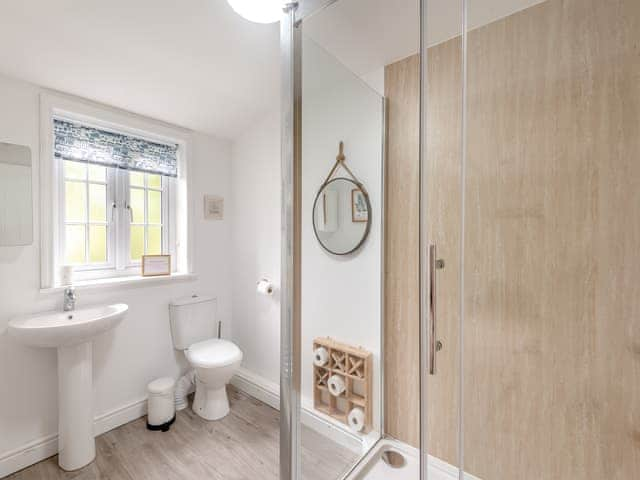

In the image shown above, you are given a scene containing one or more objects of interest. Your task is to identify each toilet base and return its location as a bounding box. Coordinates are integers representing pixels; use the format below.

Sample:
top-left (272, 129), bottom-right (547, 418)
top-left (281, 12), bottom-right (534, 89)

top-left (192, 380), bottom-right (230, 420)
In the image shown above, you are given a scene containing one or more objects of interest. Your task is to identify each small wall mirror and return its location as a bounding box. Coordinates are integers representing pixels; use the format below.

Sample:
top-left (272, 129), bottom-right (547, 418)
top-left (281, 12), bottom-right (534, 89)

top-left (0, 142), bottom-right (33, 246)
top-left (313, 177), bottom-right (371, 255)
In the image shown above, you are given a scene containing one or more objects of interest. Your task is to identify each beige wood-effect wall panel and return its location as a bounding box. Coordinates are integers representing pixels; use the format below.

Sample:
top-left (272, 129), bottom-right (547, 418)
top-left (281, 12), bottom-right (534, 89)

top-left (384, 0), bottom-right (640, 478)
top-left (383, 54), bottom-right (421, 447)
top-left (463, 0), bottom-right (640, 478)
top-left (425, 37), bottom-right (463, 466)
top-left (383, 45), bottom-right (463, 463)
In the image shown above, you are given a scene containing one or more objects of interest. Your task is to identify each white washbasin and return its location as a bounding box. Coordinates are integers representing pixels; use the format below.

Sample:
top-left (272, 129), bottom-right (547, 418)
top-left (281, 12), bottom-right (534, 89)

top-left (8, 303), bottom-right (128, 348)
top-left (8, 303), bottom-right (128, 472)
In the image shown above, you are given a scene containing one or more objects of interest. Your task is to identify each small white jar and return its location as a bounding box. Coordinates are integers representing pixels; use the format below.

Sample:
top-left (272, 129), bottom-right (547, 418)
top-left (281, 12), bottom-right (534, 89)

top-left (147, 377), bottom-right (176, 431)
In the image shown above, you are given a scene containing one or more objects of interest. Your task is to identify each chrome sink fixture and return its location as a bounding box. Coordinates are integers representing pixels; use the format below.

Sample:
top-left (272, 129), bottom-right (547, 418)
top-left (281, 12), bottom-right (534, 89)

top-left (8, 302), bottom-right (128, 471)
top-left (63, 287), bottom-right (76, 312)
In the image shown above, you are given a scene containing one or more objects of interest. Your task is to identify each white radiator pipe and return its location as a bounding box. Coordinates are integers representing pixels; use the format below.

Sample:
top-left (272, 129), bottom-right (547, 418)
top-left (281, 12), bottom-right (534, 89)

top-left (175, 370), bottom-right (195, 411)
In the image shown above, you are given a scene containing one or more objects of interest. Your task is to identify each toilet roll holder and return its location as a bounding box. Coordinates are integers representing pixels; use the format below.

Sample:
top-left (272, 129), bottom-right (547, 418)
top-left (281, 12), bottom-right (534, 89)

top-left (256, 278), bottom-right (274, 295)
top-left (312, 337), bottom-right (372, 433)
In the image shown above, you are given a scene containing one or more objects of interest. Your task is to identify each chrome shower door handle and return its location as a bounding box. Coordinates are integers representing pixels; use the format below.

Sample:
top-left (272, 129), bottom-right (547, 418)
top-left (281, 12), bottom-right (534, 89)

top-left (429, 244), bottom-right (444, 375)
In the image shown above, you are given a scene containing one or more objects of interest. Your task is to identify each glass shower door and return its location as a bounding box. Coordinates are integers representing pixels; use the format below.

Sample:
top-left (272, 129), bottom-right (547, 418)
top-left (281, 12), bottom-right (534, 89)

top-left (298, 24), bottom-right (385, 480)
top-left (281, 0), bottom-right (424, 479)
top-left (281, 1), bottom-right (391, 479)
top-left (421, 0), bottom-right (464, 478)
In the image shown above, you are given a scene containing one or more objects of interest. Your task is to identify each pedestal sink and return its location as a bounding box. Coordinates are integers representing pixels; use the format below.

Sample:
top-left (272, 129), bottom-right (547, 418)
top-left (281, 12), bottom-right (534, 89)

top-left (8, 303), bottom-right (128, 471)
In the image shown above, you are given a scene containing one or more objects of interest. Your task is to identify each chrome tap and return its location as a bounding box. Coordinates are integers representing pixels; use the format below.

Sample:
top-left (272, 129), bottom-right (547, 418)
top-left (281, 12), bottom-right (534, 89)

top-left (63, 287), bottom-right (77, 312)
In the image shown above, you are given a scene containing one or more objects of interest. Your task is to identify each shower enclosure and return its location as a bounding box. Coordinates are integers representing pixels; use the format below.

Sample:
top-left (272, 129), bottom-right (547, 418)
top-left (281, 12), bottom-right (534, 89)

top-left (281, 0), bottom-right (640, 479)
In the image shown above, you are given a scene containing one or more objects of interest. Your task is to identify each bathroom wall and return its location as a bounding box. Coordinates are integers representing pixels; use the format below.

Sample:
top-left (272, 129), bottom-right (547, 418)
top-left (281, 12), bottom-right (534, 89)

top-left (229, 38), bottom-right (384, 432)
top-left (385, 0), bottom-right (640, 478)
top-left (301, 37), bottom-right (383, 431)
top-left (0, 73), bottom-right (232, 474)
top-left (230, 109), bottom-right (282, 387)
top-left (383, 54), bottom-right (422, 447)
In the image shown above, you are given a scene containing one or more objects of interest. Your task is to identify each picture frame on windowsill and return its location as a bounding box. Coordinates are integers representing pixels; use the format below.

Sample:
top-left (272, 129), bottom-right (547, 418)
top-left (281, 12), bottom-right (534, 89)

top-left (142, 254), bottom-right (171, 277)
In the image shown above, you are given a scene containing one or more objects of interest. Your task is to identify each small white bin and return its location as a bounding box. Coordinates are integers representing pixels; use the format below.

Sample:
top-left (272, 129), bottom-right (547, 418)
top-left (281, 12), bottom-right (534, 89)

top-left (147, 377), bottom-right (176, 431)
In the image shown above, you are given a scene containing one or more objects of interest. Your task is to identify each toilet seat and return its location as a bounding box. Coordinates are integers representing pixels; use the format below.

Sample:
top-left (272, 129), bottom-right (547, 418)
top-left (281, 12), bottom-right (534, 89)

top-left (186, 339), bottom-right (242, 368)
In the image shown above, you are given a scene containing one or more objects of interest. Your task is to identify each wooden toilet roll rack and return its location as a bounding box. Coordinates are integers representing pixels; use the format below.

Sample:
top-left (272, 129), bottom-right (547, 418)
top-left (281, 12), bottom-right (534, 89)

top-left (312, 337), bottom-right (372, 432)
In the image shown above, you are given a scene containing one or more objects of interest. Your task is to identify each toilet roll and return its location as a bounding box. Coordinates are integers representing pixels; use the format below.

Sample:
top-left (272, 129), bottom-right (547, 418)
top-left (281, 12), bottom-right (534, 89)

top-left (348, 407), bottom-right (365, 433)
top-left (327, 375), bottom-right (346, 397)
top-left (313, 347), bottom-right (329, 367)
top-left (256, 278), bottom-right (274, 295)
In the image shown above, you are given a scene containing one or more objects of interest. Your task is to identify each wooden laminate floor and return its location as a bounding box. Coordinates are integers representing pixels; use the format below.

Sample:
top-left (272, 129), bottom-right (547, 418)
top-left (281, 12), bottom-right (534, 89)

top-left (7, 387), bottom-right (358, 480)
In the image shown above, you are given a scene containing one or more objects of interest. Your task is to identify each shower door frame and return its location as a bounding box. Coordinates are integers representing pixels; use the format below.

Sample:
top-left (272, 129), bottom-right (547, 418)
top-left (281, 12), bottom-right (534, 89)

top-left (419, 1), bottom-right (467, 479)
top-left (279, 2), bottom-right (301, 479)
top-left (279, 1), bottom-right (427, 479)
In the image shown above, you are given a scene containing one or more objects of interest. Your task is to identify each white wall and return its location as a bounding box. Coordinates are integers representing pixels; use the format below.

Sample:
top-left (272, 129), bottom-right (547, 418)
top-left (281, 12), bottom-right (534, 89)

top-left (360, 68), bottom-right (385, 97)
top-left (0, 73), bottom-right (232, 469)
top-left (230, 110), bottom-right (281, 386)
top-left (230, 37), bottom-right (383, 434)
top-left (301, 37), bottom-right (383, 431)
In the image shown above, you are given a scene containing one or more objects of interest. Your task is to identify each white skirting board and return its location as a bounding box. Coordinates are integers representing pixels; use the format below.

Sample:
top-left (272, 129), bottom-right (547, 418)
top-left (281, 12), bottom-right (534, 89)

top-left (231, 367), bottom-right (365, 454)
top-left (0, 397), bottom-right (147, 479)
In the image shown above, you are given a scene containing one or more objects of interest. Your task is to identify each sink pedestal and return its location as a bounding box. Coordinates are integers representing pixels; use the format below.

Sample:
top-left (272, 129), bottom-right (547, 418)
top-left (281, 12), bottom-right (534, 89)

top-left (8, 303), bottom-right (128, 473)
top-left (57, 342), bottom-right (95, 471)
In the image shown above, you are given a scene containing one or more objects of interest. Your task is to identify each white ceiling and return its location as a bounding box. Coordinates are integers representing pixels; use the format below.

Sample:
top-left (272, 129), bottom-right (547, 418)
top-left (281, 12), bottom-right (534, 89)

top-left (0, 0), bottom-right (545, 139)
top-left (0, 0), bottom-right (280, 139)
top-left (304, 0), bottom-right (547, 77)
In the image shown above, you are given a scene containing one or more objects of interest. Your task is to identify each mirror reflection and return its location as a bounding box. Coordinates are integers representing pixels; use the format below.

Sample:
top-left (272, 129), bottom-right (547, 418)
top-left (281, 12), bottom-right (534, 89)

top-left (313, 178), bottom-right (371, 255)
top-left (0, 142), bottom-right (33, 246)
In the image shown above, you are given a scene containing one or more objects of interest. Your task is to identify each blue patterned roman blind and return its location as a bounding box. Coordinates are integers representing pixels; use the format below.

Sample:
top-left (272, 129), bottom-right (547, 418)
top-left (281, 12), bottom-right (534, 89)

top-left (53, 119), bottom-right (178, 177)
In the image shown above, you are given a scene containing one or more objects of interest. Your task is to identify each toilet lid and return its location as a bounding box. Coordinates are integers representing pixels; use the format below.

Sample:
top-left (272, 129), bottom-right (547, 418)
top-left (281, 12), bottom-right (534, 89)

top-left (186, 339), bottom-right (243, 368)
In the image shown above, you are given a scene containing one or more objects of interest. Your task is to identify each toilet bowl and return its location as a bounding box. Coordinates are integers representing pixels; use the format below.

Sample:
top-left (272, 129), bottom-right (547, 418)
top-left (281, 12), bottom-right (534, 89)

top-left (169, 295), bottom-right (243, 421)
top-left (186, 338), bottom-right (242, 420)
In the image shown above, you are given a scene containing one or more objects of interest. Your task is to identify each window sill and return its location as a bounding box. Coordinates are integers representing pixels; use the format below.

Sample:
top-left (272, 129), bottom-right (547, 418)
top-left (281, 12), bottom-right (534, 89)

top-left (40, 272), bottom-right (198, 294)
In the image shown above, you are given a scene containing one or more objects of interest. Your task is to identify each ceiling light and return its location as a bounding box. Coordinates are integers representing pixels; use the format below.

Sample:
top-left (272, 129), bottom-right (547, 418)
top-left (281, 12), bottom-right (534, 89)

top-left (226, 0), bottom-right (283, 24)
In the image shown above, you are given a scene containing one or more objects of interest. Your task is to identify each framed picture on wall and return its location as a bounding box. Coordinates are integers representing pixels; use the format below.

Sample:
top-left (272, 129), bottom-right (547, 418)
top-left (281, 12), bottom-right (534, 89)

top-left (351, 189), bottom-right (368, 222)
top-left (204, 195), bottom-right (224, 220)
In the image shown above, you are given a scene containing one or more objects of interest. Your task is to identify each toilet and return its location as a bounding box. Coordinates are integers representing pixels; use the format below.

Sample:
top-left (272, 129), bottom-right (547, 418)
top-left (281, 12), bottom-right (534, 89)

top-left (169, 294), bottom-right (242, 421)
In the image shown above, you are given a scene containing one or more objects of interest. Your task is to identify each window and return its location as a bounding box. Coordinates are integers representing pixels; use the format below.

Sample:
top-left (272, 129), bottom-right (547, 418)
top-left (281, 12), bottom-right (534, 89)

top-left (127, 171), bottom-right (167, 262)
top-left (54, 117), bottom-right (179, 282)
top-left (62, 161), bottom-right (113, 267)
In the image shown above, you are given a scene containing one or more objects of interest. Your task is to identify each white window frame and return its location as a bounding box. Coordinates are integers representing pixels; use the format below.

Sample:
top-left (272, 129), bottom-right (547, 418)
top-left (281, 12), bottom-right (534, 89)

top-left (121, 171), bottom-right (171, 270)
top-left (58, 160), bottom-right (117, 272)
top-left (40, 92), bottom-right (193, 289)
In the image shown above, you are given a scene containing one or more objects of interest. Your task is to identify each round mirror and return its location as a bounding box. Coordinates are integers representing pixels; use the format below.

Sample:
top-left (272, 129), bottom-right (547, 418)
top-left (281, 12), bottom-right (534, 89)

top-left (312, 177), bottom-right (371, 255)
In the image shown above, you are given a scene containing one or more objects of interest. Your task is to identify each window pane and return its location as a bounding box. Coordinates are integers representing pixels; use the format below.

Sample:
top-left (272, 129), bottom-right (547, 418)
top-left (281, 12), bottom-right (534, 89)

top-left (88, 164), bottom-right (106, 183)
top-left (147, 226), bottom-right (162, 255)
top-left (65, 225), bottom-right (86, 264)
top-left (130, 225), bottom-right (144, 261)
top-left (148, 174), bottom-right (162, 189)
top-left (129, 171), bottom-right (144, 187)
top-left (64, 161), bottom-right (86, 180)
top-left (89, 225), bottom-right (107, 263)
top-left (130, 188), bottom-right (145, 223)
top-left (65, 181), bottom-right (87, 222)
top-left (148, 190), bottom-right (162, 224)
top-left (89, 184), bottom-right (106, 222)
